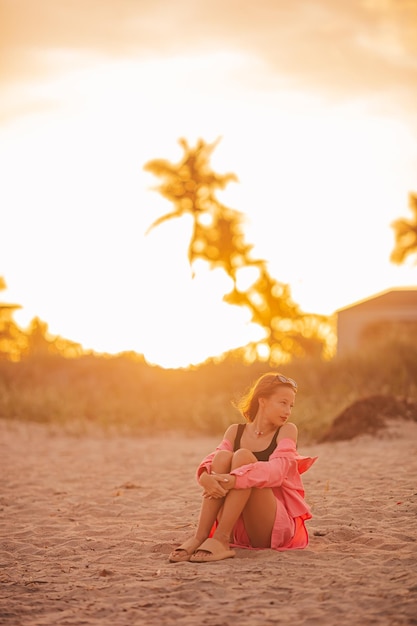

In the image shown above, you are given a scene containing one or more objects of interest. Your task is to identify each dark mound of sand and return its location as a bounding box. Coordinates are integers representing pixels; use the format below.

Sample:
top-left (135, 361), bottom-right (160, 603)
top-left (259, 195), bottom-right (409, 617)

top-left (319, 395), bottom-right (417, 443)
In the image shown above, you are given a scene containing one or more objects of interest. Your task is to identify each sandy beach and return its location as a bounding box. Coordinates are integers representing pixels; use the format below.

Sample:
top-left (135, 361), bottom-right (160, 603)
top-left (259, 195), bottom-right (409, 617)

top-left (1, 418), bottom-right (416, 626)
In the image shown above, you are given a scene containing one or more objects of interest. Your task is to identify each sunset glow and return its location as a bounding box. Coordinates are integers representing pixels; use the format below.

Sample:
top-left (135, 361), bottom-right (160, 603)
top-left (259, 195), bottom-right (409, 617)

top-left (1, 1), bottom-right (416, 368)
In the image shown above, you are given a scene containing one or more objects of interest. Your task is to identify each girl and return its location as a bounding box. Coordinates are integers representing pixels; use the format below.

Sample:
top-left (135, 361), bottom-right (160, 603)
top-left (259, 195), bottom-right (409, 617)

top-left (169, 372), bottom-right (317, 563)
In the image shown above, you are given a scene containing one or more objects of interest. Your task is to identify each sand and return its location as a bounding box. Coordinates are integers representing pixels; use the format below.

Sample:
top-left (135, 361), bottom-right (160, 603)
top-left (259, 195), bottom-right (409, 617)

top-left (1, 418), bottom-right (417, 626)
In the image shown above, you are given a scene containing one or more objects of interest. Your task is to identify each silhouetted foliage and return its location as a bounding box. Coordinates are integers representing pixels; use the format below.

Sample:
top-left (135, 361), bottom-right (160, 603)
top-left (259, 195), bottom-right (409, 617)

top-left (0, 276), bottom-right (84, 361)
top-left (0, 277), bottom-right (26, 361)
top-left (22, 317), bottom-right (83, 359)
top-left (391, 192), bottom-right (417, 265)
top-left (145, 137), bottom-right (256, 277)
top-left (144, 138), bottom-right (332, 362)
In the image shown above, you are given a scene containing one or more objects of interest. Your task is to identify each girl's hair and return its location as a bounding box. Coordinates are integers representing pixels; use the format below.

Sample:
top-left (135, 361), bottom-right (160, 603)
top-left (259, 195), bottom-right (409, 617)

top-left (234, 372), bottom-right (297, 422)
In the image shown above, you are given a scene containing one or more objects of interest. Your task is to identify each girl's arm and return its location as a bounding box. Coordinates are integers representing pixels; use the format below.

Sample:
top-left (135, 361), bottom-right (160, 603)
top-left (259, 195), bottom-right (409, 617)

top-left (230, 438), bottom-right (316, 490)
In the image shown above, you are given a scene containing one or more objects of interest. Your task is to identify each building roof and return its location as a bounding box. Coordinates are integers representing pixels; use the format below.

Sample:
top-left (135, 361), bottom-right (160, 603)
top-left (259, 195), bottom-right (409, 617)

top-left (336, 287), bottom-right (417, 314)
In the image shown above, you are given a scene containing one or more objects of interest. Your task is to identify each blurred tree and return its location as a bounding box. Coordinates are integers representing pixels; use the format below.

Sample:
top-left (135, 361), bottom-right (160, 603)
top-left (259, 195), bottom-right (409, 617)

top-left (391, 192), bottom-right (417, 265)
top-left (22, 317), bottom-right (57, 357)
top-left (145, 137), bottom-right (257, 278)
top-left (224, 268), bottom-right (333, 362)
top-left (0, 276), bottom-right (27, 360)
top-left (22, 316), bottom-right (83, 359)
top-left (144, 138), bottom-right (332, 362)
top-left (0, 277), bottom-right (83, 361)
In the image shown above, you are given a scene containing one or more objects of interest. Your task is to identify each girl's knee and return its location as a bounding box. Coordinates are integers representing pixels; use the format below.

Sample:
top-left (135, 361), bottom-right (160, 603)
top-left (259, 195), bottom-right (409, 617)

top-left (232, 448), bottom-right (257, 469)
top-left (211, 449), bottom-right (233, 472)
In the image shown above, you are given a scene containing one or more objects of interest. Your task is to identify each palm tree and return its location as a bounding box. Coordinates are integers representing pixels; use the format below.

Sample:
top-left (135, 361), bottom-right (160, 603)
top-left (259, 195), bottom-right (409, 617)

top-left (144, 138), bottom-right (331, 361)
top-left (144, 137), bottom-right (257, 282)
top-left (391, 192), bottom-right (417, 265)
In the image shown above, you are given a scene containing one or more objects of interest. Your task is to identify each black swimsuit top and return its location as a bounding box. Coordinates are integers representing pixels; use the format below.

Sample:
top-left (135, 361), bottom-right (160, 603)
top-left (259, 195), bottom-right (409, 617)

top-left (233, 423), bottom-right (281, 462)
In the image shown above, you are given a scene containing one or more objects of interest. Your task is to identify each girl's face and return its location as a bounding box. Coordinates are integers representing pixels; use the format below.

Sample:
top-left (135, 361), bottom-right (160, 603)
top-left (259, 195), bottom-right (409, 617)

top-left (259, 386), bottom-right (296, 425)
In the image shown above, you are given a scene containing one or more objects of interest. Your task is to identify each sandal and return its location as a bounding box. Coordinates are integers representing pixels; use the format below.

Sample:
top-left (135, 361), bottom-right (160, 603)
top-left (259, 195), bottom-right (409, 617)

top-left (189, 538), bottom-right (235, 563)
top-left (168, 537), bottom-right (202, 563)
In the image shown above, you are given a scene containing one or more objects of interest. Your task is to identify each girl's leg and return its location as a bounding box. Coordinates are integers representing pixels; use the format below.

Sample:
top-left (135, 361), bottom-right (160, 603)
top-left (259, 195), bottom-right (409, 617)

top-left (193, 450), bottom-right (234, 542)
top-left (209, 449), bottom-right (276, 549)
top-left (169, 450), bottom-right (233, 561)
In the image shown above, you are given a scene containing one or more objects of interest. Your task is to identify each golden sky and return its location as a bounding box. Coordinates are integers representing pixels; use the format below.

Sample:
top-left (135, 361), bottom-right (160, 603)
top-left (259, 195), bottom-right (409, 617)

top-left (1, 0), bottom-right (417, 367)
top-left (2, 0), bottom-right (417, 96)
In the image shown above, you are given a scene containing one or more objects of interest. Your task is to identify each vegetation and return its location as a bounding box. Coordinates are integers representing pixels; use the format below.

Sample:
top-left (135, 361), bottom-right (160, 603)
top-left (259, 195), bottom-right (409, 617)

top-left (0, 277), bottom-right (26, 360)
top-left (391, 191), bottom-right (417, 265)
top-left (0, 328), bottom-right (416, 444)
top-left (1, 277), bottom-right (83, 360)
top-left (145, 138), bottom-right (333, 362)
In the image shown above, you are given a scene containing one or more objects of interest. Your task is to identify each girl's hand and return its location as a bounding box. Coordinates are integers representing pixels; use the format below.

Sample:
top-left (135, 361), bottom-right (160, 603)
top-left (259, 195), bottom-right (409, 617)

top-left (200, 472), bottom-right (230, 499)
top-left (200, 472), bottom-right (227, 498)
top-left (212, 472), bottom-right (236, 491)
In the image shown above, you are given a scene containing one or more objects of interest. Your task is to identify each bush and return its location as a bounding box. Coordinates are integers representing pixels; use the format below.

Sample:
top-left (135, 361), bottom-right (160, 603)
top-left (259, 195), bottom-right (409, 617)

top-left (1, 333), bottom-right (416, 443)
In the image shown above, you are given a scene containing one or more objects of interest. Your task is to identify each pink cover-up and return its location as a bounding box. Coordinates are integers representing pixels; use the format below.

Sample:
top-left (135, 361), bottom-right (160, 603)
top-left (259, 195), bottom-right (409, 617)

top-left (196, 437), bottom-right (317, 551)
